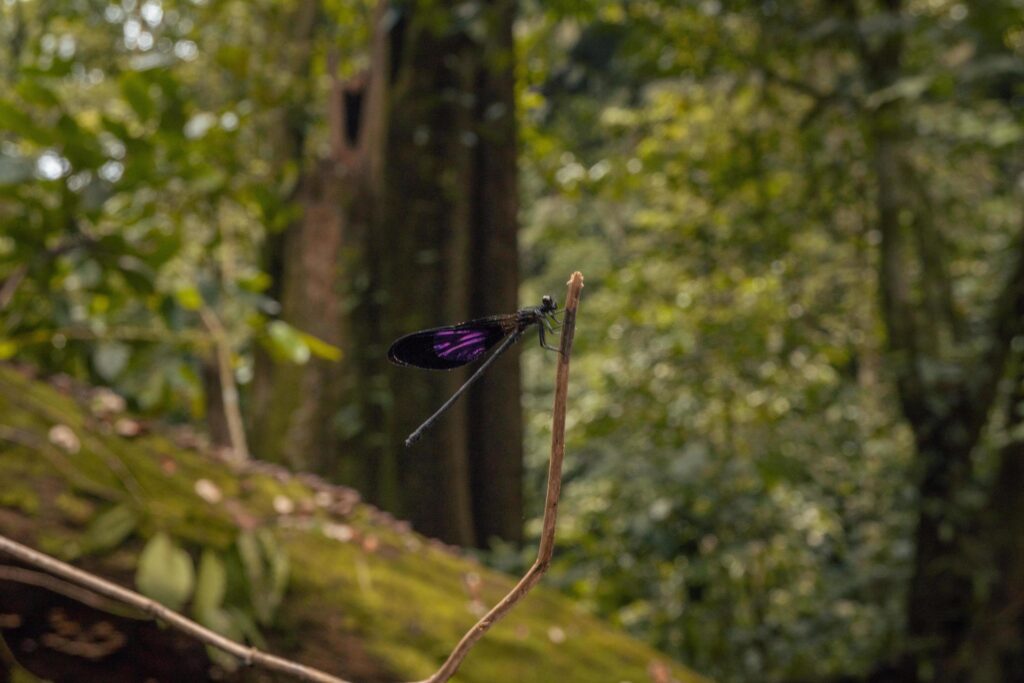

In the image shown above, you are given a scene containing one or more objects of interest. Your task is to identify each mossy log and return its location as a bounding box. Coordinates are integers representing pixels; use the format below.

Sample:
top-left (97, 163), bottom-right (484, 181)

top-left (0, 364), bottom-right (708, 683)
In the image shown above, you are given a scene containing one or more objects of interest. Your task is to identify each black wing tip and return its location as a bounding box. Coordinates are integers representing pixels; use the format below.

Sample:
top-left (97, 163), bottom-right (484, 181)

top-left (388, 327), bottom-right (500, 370)
top-left (387, 347), bottom-right (410, 367)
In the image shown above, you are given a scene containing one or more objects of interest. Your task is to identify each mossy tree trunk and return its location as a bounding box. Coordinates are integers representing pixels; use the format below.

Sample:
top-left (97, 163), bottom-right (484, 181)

top-left (248, 0), bottom-right (346, 474)
top-left (466, 0), bottom-right (523, 547)
top-left (253, 0), bottom-right (524, 548)
top-left (367, 0), bottom-right (524, 547)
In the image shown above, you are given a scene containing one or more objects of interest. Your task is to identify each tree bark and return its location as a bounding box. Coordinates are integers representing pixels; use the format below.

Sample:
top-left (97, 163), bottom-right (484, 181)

top-left (970, 355), bottom-right (1024, 683)
top-left (466, 0), bottom-right (523, 546)
top-left (853, 0), bottom-right (1024, 679)
top-left (380, 4), bottom-right (479, 544)
top-left (377, 0), bottom-right (523, 546)
top-left (253, 0), bottom-right (524, 547)
top-left (249, 0), bottom-right (340, 472)
top-left (252, 166), bottom-right (346, 472)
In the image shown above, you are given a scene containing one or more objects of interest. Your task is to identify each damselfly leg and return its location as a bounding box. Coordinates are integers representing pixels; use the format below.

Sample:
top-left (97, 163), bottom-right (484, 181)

top-left (538, 322), bottom-right (561, 353)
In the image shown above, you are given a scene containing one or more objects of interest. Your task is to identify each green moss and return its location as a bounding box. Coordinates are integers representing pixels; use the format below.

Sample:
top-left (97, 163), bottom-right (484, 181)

top-left (36, 529), bottom-right (83, 560)
top-left (280, 528), bottom-right (708, 683)
top-left (0, 485), bottom-right (39, 514)
top-left (0, 364), bottom-right (709, 683)
top-left (54, 492), bottom-right (96, 524)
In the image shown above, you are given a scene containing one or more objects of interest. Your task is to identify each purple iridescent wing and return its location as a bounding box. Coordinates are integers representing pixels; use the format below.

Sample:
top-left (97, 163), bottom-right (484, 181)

top-left (388, 317), bottom-right (512, 370)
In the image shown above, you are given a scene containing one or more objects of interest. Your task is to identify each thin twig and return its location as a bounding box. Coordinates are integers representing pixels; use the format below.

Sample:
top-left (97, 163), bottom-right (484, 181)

top-left (199, 307), bottom-right (250, 461)
top-left (0, 534), bottom-right (351, 683)
top-left (0, 264), bottom-right (28, 310)
top-left (0, 564), bottom-right (145, 618)
top-left (411, 271), bottom-right (584, 683)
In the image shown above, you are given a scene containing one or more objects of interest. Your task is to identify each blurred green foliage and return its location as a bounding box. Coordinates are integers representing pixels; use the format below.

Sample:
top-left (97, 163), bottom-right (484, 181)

top-left (0, 0), bottom-right (350, 418)
top-left (516, 1), bottom-right (1023, 681)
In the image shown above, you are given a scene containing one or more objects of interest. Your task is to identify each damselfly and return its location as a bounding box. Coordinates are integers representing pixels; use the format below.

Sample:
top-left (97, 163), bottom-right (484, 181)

top-left (388, 296), bottom-right (561, 446)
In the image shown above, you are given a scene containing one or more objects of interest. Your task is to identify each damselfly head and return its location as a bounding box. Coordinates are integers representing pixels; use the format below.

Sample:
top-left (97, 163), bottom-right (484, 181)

top-left (541, 295), bottom-right (557, 312)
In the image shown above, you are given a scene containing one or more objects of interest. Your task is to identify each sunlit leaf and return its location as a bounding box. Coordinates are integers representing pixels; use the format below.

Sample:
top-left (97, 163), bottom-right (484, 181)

top-left (298, 331), bottom-right (342, 361)
top-left (81, 504), bottom-right (138, 553)
top-left (135, 532), bottom-right (195, 610)
top-left (175, 286), bottom-right (204, 311)
top-left (264, 321), bottom-right (311, 364)
top-left (0, 339), bottom-right (17, 360)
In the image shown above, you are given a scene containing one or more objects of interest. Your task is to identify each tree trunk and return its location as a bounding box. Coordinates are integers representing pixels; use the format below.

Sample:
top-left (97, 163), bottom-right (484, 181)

top-left (854, 1), bottom-right (1024, 679)
top-left (377, 0), bottom-right (523, 546)
top-left (466, 0), bottom-right (523, 546)
top-left (253, 0), bottom-right (524, 548)
top-left (248, 0), bottom-right (340, 473)
top-left (251, 166), bottom-right (346, 472)
top-left (970, 356), bottom-right (1024, 683)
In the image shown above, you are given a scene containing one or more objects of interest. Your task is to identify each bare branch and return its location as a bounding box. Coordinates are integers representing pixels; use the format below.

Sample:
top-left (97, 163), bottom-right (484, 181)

top-left (0, 564), bottom-right (143, 618)
top-left (0, 264), bottom-right (28, 310)
top-left (410, 271), bottom-right (585, 683)
top-left (0, 534), bottom-right (351, 683)
top-left (199, 307), bottom-right (250, 462)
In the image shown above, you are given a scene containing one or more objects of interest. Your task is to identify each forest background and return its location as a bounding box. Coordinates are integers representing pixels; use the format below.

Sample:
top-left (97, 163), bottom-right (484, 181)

top-left (1, 1), bottom-right (1023, 682)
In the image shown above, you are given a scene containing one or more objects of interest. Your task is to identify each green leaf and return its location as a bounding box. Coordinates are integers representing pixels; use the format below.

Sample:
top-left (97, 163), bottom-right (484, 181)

top-left (224, 606), bottom-right (267, 649)
top-left (57, 113), bottom-right (105, 168)
top-left (298, 331), bottom-right (342, 361)
top-left (193, 550), bottom-right (227, 619)
top-left (175, 286), bottom-right (204, 311)
top-left (16, 80), bottom-right (61, 108)
top-left (237, 270), bottom-right (271, 293)
top-left (236, 530), bottom-right (289, 626)
top-left (258, 529), bottom-right (289, 607)
top-left (0, 339), bottom-right (17, 360)
top-left (865, 74), bottom-right (932, 110)
top-left (81, 504), bottom-right (138, 553)
top-left (120, 72), bottom-right (156, 122)
top-left (93, 342), bottom-right (131, 380)
top-left (191, 167), bottom-right (227, 194)
top-left (264, 321), bottom-right (311, 364)
top-left (0, 100), bottom-right (51, 144)
top-left (115, 255), bottom-right (156, 294)
top-left (135, 532), bottom-right (195, 610)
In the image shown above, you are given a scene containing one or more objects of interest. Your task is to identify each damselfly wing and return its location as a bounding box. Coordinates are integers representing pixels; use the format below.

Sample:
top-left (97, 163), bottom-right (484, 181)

top-left (387, 319), bottom-right (512, 370)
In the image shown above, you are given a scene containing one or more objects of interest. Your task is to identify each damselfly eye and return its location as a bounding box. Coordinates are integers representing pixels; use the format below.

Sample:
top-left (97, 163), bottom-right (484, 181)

top-left (542, 295), bottom-right (555, 310)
